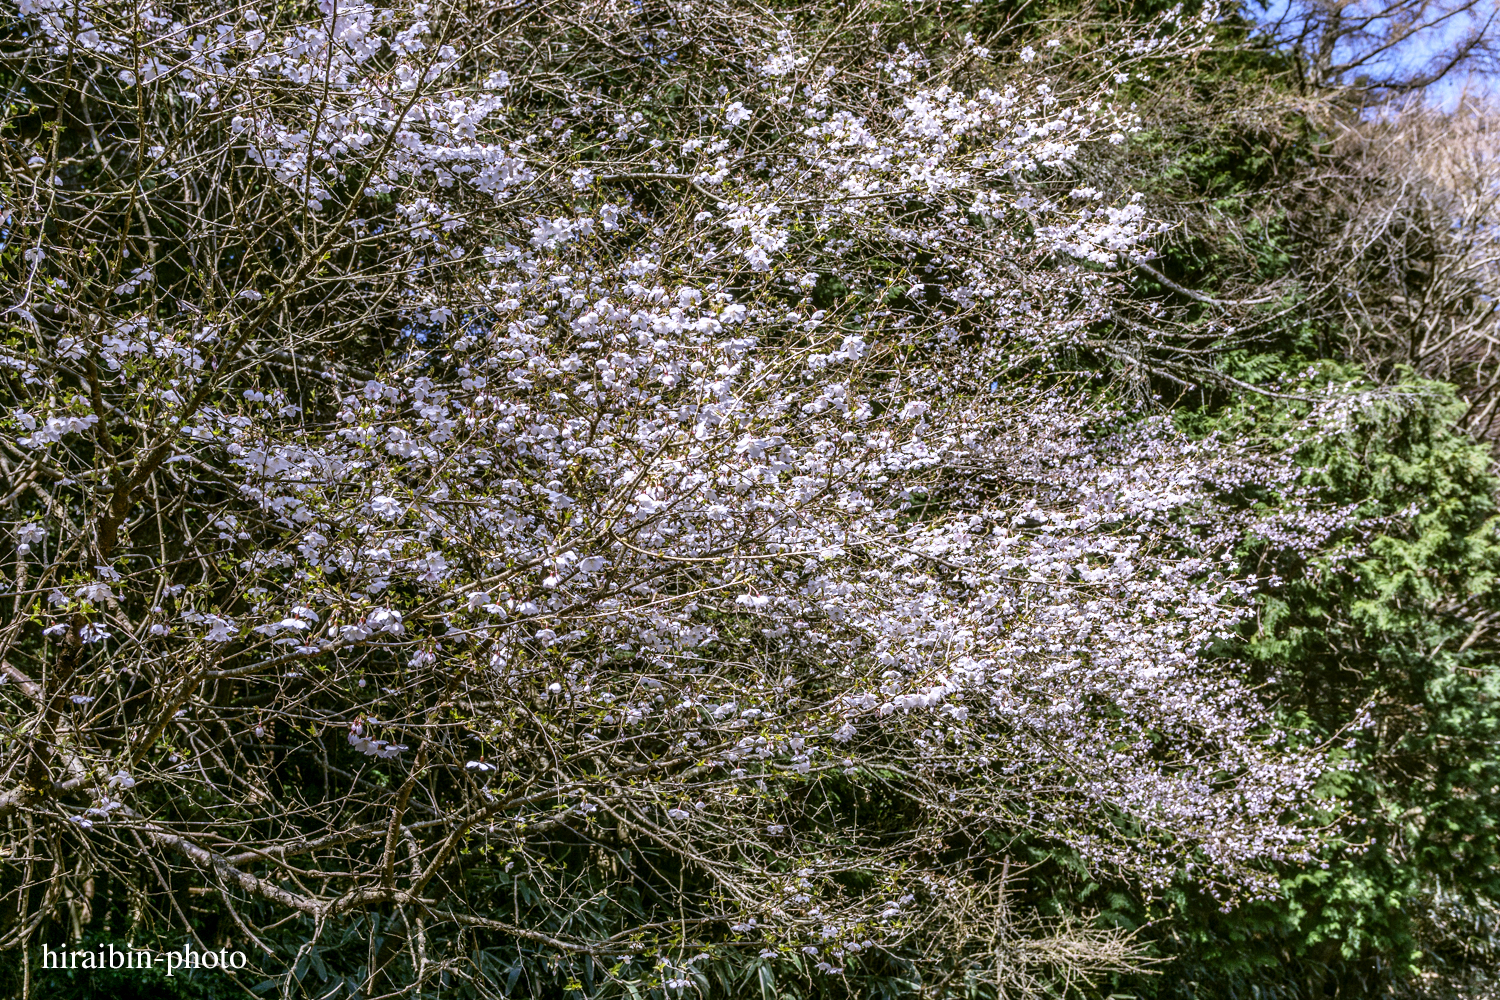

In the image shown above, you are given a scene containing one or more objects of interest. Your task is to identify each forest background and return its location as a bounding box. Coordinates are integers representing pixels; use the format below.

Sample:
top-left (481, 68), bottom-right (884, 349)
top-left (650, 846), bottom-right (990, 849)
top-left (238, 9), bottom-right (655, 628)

top-left (2, 0), bottom-right (1500, 997)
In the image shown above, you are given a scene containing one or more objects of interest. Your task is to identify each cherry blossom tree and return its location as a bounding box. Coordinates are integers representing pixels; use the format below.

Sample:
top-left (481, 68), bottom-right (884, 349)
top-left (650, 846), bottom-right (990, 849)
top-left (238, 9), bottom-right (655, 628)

top-left (0, 0), bottom-right (1355, 994)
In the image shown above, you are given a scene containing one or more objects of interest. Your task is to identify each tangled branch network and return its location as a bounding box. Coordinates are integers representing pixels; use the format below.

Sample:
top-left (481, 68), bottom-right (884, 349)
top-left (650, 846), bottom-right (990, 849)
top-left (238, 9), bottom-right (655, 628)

top-left (0, 0), bottom-right (1356, 991)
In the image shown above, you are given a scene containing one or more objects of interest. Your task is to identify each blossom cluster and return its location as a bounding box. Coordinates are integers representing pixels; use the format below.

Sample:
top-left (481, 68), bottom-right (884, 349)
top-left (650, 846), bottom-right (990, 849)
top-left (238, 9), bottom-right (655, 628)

top-left (0, 0), bottom-right (1348, 982)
